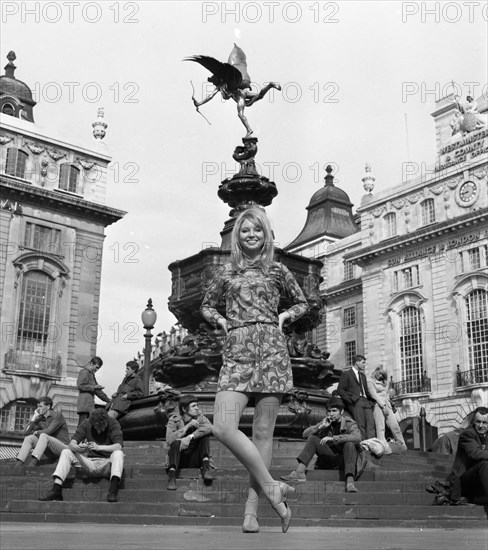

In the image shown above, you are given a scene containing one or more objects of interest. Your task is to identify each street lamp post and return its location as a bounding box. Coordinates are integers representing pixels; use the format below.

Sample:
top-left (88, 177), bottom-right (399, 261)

top-left (141, 298), bottom-right (157, 395)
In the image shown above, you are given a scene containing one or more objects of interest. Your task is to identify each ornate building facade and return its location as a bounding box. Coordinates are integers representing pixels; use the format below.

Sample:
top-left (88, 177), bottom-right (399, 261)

top-left (0, 52), bottom-right (125, 444)
top-left (287, 93), bottom-right (488, 441)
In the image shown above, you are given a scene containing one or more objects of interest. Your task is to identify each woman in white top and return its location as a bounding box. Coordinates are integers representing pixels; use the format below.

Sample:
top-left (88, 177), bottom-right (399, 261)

top-left (367, 366), bottom-right (407, 452)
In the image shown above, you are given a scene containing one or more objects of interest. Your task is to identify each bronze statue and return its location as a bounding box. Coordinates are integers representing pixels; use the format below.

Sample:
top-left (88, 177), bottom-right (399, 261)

top-left (185, 44), bottom-right (281, 137)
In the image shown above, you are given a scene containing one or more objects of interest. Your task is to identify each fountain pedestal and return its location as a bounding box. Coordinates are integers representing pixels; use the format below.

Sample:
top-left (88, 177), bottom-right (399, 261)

top-left (120, 137), bottom-right (338, 439)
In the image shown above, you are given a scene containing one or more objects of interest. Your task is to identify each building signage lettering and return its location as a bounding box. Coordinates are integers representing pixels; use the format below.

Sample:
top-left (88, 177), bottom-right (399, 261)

top-left (445, 233), bottom-right (480, 250)
top-left (436, 129), bottom-right (488, 172)
top-left (387, 232), bottom-right (484, 267)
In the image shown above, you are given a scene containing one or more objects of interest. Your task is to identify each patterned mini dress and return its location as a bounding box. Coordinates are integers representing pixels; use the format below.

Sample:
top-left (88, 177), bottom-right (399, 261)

top-left (201, 261), bottom-right (308, 394)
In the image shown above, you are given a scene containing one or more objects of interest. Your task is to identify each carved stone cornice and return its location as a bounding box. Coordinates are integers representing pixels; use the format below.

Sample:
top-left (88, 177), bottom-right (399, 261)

top-left (76, 157), bottom-right (98, 170)
top-left (344, 206), bottom-right (488, 266)
top-left (0, 175), bottom-right (126, 227)
top-left (23, 140), bottom-right (45, 155)
top-left (47, 148), bottom-right (67, 162)
top-left (322, 278), bottom-right (362, 301)
top-left (0, 133), bottom-right (14, 145)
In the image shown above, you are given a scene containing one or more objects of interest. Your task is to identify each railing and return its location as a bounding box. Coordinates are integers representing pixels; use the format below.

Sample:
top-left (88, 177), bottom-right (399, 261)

top-left (456, 367), bottom-right (488, 387)
top-left (3, 350), bottom-right (62, 377)
top-left (392, 376), bottom-right (431, 396)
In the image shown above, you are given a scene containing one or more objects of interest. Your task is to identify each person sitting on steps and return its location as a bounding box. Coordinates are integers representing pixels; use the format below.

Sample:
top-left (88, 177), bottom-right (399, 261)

top-left (280, 396), bottom-right (365, 493)
top-left (15, 396), bottom-right (70, 467)
top-left (38, 408), bottom-right (124, 503)
top-left (165, 395), bottom-right (213, 490)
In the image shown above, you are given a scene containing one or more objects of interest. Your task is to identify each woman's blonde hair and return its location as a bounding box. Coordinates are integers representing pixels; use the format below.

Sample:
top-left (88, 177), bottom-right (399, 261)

top-left (230, 207), bottom-right (274, 273)
top-left (372, 365), bottom-right (388, 382)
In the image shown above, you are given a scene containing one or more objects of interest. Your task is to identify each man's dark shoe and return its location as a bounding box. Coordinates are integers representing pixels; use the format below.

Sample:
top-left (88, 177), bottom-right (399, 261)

top-left (201, 461), bottom-right (213, 486)
top-left (38, 485), bottom-right (63, 501)
top-left (107, 476), bottom-right (120, 502)
top-left (26, 456), bottom-right (40, 467)
top-left (167, 470), bottom-right (177, 491)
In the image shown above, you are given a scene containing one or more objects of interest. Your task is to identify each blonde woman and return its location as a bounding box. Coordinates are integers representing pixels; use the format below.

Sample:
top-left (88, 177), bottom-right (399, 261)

top-left (367, 366), bottom-right (407, 452)
top-left (201, 207), bottom-right (309, 533)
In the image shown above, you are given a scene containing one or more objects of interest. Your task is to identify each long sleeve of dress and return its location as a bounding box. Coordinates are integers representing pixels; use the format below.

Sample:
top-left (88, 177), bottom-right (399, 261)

top-left (201, 262), bottom-right (309, 329)
top-left (200, 265), bottom-right (227, 328)
top-left (279, 264), bottom-right (309, 323)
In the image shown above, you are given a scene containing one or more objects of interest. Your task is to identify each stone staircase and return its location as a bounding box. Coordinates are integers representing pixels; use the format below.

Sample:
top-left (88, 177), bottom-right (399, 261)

top-left (1, 439), bottom-right (487, 527)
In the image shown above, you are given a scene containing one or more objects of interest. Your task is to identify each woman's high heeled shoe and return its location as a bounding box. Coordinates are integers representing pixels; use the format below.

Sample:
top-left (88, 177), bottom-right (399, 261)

top-left (242, 512), bottom-right (259, 533)
top-left (271, 482), bottom-right (295, 533)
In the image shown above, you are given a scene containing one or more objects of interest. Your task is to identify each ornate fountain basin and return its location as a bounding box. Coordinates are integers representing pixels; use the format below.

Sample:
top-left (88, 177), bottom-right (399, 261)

top-left (168, 247), bottom-right (323, 333)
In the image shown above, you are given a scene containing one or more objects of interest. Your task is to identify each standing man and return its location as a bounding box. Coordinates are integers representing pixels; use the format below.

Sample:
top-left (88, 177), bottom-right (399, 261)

top-left (39, 408), bottom-right (124, 503)
top-left (76, 356), bottom-right (110, 425)
top-left (337, 354), bottom-right (375, 440)
top-left (107, 361), bottom-right (144, 420)
top-left (165, 395), bottom-right (213, 490)
top-left (16, 397), bottom-right (70, 466)
top-left (448, 406), bottom-right (488, 505)
top-left (280, 397), bottom-right (364, 492)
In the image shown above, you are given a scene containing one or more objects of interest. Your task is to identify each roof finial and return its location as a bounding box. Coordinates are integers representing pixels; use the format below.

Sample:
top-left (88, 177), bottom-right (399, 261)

top-left (4, 51), bottom-right (17, 77)
top-left (362, 163), bottom-right (375, 194)
top-left (92, 107), bottom-right (108, 140)
top-left (324, 164), bottom-right (334, 187)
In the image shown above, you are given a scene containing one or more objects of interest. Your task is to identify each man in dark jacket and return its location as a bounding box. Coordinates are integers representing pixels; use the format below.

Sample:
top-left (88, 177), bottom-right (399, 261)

top-left (448, 406), bottom-right (488, 504)
top-left (76, 356), bottom-right (110, 424)
top-left (165, 395), bottom-right (213, 490)
top-left (281, 397), bottom-right (365, 492)
top-left (107, 361), bottom-right (144, 419)
top-left (337, 354), bottom-right (375, 440)
top-left (16, 396), bottom-right (70, 466)
top-left (39, 408), bottom-right (124, 503)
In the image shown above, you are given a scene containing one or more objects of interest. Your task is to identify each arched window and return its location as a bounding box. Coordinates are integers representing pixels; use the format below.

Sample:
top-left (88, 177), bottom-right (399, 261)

top-left (5, 148), bottom-right (28, 178)
top-left (466, 289), bottom-right (488, 381)
top-left (16, 271), bottom-right (53, 356)
top-left (421, 198), bottom-right (435, 225)
top-left (2, 102), bottom-right (15, 116)
top-left (400, 306), bottom-right (424, 392)
top-left (59, 163), bottom-right (80, 193)
top-left (384, 212), bottom-right (397, 238)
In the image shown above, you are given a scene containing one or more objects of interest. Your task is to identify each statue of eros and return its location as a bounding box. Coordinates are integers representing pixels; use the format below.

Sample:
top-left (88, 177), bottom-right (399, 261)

top-left (185, 44), bottom-right (281, 137)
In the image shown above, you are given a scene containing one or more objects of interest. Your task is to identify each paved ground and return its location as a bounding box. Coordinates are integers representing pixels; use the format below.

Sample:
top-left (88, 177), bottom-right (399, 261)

top-left (1, 523), bottom-right (487, 550)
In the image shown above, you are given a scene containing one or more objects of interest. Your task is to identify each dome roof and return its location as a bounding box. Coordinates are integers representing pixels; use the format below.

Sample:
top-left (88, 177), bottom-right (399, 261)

top-left (0, 52), bottom-right (36, 122)
top-left (0, 76), bottom-right (35, 103)
top-left (308, 182), bottom-right (352, 208)
top-left (286, 166), bottom-right (358, 250)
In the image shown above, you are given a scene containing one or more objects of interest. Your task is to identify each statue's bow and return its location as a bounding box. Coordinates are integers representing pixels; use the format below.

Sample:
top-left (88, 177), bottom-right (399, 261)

top-left (190, 80), bottom-right (211, 125)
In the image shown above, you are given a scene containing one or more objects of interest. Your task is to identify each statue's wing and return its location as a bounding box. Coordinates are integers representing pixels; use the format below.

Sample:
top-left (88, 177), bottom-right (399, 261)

top-left (227, 44), bottom-right (251, 88)
top-left (185, 55), bottom-right (242, 91)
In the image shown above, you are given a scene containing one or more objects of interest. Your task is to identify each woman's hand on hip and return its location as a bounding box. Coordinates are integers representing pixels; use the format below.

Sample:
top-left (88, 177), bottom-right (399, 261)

top-left (278, 312), bottom-right (291, 331)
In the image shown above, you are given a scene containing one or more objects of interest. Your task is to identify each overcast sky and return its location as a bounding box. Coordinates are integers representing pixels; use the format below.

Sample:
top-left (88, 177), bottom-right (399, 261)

top-left (2, 1), bottom-right (487, 395)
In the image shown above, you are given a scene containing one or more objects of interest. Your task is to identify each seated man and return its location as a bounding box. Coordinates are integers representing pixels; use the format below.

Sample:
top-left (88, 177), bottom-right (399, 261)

top-left (281, 396), bottom-right (363, 492)
top-left (448, 406), bottom-right (488, 505)
top-left (16, 396), bottom-right (70, 467)
top-left (165, 394), bottom-right (213, 490)
top-left (39, 408), bottom-right (124, 503)
top-left (107, 360), bottom-right (144, 419)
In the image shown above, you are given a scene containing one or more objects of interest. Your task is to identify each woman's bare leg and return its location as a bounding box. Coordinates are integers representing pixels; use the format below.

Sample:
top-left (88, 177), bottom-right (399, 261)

top-left (245, 394), bottom-right (282, 517)
top-left (213, 391), bottom-right (287, 510)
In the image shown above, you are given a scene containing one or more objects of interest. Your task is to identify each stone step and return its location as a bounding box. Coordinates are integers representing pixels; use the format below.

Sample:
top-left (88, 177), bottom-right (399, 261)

top-left (0, 464), bottom-right (443, 482)
top-left (3, 511), bottom-right (486, 529)
top-left (0, 475), bottom-right (443, 495)
top-left (122, 440), bottom-right (455, 463)
top-left (1, 442), bottom-right (475, 530)
top-left (0, 481), bottom-right (439, 506)
top-left (4, 500), bottom-right (486, 521)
